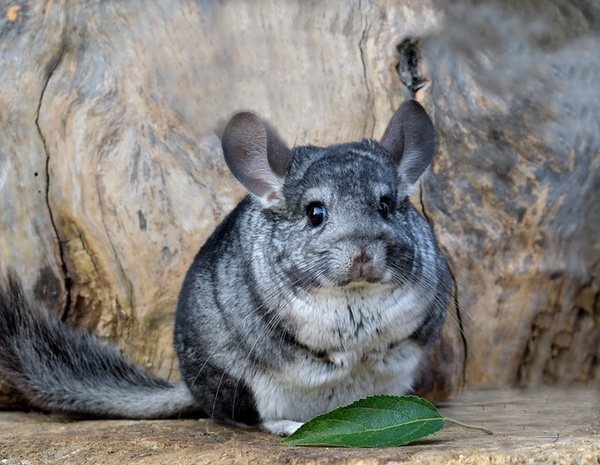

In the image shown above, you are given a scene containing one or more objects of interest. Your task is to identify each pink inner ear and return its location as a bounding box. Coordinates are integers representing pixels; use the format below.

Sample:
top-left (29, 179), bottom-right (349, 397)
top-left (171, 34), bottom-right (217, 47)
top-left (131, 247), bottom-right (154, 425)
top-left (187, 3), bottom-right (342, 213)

top-left (222, 111), bottom-right (293, 200)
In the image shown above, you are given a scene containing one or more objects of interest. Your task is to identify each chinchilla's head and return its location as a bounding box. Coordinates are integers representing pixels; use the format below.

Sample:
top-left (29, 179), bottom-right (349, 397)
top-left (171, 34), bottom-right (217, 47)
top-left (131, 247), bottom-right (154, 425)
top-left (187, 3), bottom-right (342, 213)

top-left (221, 100), bottom-right (438, 290)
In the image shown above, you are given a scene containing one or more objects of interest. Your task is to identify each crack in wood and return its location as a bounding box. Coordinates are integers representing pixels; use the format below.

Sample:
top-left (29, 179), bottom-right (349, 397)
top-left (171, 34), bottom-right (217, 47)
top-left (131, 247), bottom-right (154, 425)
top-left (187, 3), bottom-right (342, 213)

top-left (405, 31), bottom-right (467, 388)
top-left (35, 40), bottom-right (70, 321)
top-left (419, 180), bottom-right (468, 388)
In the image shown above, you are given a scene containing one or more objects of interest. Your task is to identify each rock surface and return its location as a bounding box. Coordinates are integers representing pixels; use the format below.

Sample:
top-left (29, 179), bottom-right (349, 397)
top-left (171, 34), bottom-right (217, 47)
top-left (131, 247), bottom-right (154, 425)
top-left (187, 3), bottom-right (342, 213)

top-left (0, 388), bottom-right (598, 464)
top-left (0, 0), bottom-right (598, 405)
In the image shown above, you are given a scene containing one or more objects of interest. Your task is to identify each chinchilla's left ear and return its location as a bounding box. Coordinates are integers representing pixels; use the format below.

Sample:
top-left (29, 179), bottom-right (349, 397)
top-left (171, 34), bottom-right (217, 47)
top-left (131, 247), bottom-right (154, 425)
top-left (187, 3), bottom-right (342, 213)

top-left (221, 112), bottom-right (293, 206)
top-left (380, 100), bottom-right (436, 190)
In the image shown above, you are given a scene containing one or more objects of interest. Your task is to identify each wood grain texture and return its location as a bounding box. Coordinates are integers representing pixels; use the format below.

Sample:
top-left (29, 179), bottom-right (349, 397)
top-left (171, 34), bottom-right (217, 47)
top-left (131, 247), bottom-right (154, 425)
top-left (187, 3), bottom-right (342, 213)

top-left (0, 0), bottom-right (67, 403)
top-left (0, 0), bottom-right (597, 407)
top-left (0, 388), bottom-right (598, 464)
top-left (420, 1), bottom-right (600, 389)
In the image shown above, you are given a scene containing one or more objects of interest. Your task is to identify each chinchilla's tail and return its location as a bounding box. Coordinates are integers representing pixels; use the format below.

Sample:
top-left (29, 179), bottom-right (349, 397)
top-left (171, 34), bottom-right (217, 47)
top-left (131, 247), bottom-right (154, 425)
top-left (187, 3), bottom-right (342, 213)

top-left (0, 271), bottom-right (201, 419)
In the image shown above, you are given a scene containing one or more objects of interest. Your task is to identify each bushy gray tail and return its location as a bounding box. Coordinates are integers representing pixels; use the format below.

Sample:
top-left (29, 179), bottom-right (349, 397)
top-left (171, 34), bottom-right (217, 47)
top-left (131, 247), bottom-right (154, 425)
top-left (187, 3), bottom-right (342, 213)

top-left (0, 272), bottom-right (201, 419)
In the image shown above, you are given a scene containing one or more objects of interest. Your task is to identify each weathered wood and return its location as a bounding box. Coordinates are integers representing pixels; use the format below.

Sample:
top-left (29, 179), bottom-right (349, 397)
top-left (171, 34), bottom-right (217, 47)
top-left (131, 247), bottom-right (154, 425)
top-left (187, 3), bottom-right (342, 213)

top-left (0, 0), bottom-right (598, 407)
top-left (420, 2), bottom-right (600, 389)
top-left (0, 0), bottom-right (67, 403)
top-left (0, 388), bottom-right (598, 464)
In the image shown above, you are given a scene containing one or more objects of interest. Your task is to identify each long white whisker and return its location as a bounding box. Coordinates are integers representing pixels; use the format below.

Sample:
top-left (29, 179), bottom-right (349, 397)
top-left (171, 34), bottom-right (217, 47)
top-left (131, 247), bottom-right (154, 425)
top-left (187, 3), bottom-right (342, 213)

top-left (386, 259), bottom-right (493, 347)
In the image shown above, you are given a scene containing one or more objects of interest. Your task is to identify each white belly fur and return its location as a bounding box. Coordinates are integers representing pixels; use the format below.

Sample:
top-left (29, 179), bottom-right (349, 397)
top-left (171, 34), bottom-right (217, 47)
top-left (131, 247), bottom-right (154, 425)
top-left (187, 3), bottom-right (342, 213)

top-left (252, 347), bottom-right (421, 422)
top-left (251, 284), bottom-right (428, 422)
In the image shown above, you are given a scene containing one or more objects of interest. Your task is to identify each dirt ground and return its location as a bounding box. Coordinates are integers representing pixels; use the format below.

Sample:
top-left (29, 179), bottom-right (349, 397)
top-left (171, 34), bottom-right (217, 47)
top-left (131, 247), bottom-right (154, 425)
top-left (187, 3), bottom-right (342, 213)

top-left (0, 388), bottom-right (598, 464)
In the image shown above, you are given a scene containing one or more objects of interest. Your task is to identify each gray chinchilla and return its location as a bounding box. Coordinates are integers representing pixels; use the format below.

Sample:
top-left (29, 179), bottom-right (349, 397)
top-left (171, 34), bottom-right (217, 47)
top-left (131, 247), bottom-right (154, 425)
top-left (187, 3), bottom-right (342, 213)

top-left (0, 100), bottom-right (451, 436)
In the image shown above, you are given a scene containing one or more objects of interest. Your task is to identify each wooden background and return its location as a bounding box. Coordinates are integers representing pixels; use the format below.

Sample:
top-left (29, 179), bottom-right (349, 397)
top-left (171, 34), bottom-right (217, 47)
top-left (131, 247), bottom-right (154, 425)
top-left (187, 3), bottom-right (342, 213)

top-left (0, 0), bottom-right (598, 406)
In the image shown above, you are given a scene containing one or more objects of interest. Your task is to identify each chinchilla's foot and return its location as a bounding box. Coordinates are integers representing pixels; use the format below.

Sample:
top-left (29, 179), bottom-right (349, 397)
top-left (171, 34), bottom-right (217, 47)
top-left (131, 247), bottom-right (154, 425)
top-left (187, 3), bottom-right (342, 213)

top-left (261, 419), bottom-right (304, 436)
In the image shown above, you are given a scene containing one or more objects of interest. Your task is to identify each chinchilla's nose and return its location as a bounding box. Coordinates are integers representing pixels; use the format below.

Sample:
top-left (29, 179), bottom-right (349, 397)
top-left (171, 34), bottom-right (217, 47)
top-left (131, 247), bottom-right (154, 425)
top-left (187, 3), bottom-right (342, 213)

top-left (352, 251), bottom-right (372, 268)
top-left (350, 250), bottom-right (374, 279)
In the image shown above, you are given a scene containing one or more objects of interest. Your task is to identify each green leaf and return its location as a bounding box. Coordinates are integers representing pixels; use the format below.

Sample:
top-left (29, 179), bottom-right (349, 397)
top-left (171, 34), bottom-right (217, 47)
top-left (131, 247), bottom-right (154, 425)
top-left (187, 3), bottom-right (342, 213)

top-left (281, 395), bottom-right (444, 448)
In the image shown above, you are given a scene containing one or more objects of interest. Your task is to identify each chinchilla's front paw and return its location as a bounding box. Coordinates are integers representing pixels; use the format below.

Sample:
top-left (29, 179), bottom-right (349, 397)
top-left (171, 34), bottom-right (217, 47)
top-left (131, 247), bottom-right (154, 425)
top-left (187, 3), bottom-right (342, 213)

top-left (328, 350), bottom-right (359, 370)
top-left (261, 419), bottom-right (304, 436)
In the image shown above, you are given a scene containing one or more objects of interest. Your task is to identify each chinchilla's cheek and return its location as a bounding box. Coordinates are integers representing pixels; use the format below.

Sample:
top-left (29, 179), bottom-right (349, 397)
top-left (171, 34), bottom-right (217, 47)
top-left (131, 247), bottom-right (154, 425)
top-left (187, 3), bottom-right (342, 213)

top-left (384, 242), bottom-right (416, 278)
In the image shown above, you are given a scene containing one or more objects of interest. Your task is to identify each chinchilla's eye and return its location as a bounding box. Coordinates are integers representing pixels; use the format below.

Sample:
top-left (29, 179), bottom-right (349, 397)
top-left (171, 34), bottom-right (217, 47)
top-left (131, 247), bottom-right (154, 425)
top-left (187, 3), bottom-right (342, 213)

top-left (378, 196), bottom-right (393, 219)
top-left (306, 202), bottom-right (327, 227)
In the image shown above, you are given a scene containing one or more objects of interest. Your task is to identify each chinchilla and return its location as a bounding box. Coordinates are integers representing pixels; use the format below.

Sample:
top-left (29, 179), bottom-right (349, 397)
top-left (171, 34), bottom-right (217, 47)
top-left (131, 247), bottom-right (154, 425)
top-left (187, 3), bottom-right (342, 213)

top-left (0, 100), bottom-right (451, 436)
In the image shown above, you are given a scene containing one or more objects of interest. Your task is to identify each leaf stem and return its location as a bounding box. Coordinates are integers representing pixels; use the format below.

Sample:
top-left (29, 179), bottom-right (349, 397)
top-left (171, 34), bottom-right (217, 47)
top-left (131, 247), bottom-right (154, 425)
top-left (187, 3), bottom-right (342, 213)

top-left (443, 417), bottom-right (493, 435)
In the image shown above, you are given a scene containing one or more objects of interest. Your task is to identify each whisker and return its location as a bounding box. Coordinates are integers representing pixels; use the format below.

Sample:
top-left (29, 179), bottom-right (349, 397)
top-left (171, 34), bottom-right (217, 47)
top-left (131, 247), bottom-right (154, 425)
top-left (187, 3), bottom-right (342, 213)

top-left (386, 259), bottom-right (493, 347)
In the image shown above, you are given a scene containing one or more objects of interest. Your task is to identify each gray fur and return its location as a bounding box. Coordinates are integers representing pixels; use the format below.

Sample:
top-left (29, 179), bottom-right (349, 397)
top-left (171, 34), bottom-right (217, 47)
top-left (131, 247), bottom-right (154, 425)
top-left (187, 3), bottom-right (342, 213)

top-left (176, 100), bottom-right (451, 434)
top-left (0, 100), bottom-right (451, 436)
top-left (0, 272), bottom-right (200, 418)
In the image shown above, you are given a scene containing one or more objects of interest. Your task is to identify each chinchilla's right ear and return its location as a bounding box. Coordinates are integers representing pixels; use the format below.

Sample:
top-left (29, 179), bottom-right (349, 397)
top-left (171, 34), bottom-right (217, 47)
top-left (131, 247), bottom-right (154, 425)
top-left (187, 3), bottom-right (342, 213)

top-left (380, 100), bottom-right (436, 192)
top-left (222, 112), bottom-right (293, 207)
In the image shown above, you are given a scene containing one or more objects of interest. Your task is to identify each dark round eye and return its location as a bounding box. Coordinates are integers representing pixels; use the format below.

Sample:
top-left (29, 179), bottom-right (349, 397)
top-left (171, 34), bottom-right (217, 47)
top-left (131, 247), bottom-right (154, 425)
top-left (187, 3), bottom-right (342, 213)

top-left (378, 196), bottom-right (393, 219)
top-left (306, 202), bottom-right (327, 227)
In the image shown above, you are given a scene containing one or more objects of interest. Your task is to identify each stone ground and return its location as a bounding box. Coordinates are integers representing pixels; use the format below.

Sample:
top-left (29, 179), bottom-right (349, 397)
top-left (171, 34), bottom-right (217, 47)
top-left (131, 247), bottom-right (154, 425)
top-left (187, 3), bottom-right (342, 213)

top-left (0, 388), bottom-right (598, 465)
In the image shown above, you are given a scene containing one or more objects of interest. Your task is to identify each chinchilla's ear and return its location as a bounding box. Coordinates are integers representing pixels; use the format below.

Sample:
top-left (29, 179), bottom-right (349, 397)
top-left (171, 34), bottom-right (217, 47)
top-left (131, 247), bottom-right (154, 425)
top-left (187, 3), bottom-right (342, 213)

top-left (222, 112), bottom-right (293, 206)
top-left (380, 100), bottom-right (436, 190)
